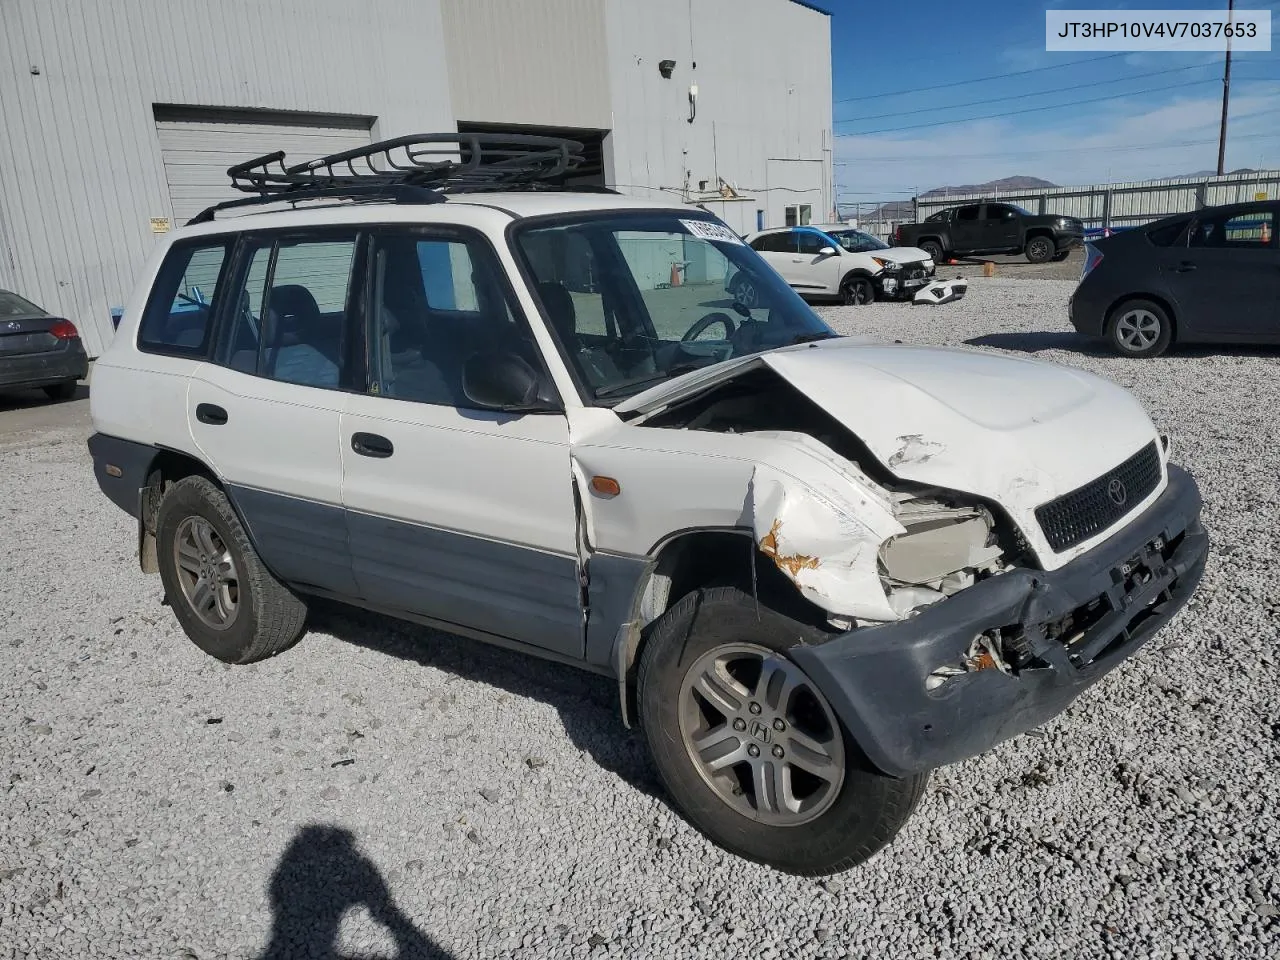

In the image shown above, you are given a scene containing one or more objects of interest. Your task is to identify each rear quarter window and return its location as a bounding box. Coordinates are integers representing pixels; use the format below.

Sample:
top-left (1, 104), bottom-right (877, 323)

top-left (138, 241), bottom-right (232, 357)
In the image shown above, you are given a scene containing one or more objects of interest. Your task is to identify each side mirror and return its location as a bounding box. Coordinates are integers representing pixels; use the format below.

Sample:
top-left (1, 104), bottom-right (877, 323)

top-left (818, 246), bottom-right (837, 257)
top-left (461, 352), bottom-right (557, 412)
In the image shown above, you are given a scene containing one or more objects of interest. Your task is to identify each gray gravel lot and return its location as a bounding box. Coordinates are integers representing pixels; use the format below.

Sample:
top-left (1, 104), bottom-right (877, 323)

top-left (2, 277), bottom-right (1278, 959)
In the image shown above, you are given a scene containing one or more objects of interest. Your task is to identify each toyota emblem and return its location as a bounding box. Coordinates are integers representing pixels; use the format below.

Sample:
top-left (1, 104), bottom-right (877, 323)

top-left (1107, 478), bottom-right (1127, 506)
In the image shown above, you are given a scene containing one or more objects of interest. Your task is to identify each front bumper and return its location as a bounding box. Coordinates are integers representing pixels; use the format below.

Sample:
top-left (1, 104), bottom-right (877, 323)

top-left (878, 261), bottom-right (937, 298)
top-left (790, 464), bottom-right (1207, 778)
top-left (0, 341), bottom-right (89, 391)
top-left (1056, 231), bottom-right (1085, 252)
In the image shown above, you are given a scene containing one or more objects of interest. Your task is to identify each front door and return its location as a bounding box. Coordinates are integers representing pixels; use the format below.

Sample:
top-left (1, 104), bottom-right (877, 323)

top-left (1170, 205), bottom-right (1280, 340)
top-left (189, 230), bottom-right (363, 596)
top-left (339, 227), bottom-right (584, 656)
top-left (793, 230), bottom-right (842, 294)
top-left (984, 204), bottom-right (1022, 251)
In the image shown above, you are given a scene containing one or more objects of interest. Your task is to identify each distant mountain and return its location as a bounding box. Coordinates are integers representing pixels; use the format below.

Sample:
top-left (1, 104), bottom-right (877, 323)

top-left (1178, 167), bottom-right (1258, 178)
top-left (920, 175), bottom-right (1058, 197)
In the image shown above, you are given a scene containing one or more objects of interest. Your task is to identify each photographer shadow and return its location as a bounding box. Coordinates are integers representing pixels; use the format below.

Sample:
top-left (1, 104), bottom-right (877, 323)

top-left (260, 825), bottom-right (453, 960)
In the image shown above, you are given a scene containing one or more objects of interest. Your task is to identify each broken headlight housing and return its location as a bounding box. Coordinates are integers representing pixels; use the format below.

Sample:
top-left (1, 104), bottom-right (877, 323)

top-left (879, 497), bottom-right (1008, 618)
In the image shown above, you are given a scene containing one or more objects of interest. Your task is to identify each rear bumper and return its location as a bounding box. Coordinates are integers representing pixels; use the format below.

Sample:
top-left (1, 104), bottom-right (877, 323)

top-left (790, 465), bottom-right (1207, 778)
top-left (87, 432), bottom-right (157, 519)
top-left (0, 341), bottom-right (88, 391)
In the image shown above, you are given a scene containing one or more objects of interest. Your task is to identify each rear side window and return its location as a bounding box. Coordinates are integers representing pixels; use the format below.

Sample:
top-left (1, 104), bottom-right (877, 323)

top-left (138, 242), bottom-right (231, 356)
top-left (752, 232), bottom-right (795, 253)
top-left (1189, 210), bottom-right (1277, 250)
top-left (220, 234), bottom-right (361, 390)
top-left (1146, 219), bottom-right (1188, 247)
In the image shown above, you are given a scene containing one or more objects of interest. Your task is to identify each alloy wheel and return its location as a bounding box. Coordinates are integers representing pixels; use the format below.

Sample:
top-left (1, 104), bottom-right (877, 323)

top-left (1115, 308), bottom-right (1163, 351)
top-left (173, 516), bottom-right (240, 630)
top-left (678, 643), bottom-right (845, 826)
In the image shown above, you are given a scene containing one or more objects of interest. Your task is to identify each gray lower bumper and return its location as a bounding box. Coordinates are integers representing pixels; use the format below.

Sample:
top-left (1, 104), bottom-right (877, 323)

top-left (790, 465), bottom-right (1208, 778)
top-left (0, 344), bottom-right (88, 390)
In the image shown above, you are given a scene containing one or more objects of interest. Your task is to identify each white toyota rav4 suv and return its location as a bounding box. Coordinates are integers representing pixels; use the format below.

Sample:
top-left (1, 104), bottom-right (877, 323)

top-left (89, 135), bottom-right (1207, 875)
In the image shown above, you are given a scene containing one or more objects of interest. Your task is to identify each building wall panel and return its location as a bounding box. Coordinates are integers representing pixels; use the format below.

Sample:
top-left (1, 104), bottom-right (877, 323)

top-left (0, 0), bottom-right (455, 355)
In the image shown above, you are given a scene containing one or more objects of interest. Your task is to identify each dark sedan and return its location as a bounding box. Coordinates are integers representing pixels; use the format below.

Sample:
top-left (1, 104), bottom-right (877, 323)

top-left (1070, 200), bottom-right (1280, 357)
top-left (0, 290), bottom-right (89, 400)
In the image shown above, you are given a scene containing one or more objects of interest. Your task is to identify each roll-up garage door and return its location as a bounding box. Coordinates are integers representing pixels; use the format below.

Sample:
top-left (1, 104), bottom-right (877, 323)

top-left (154, 107), bottom-right (375, 225)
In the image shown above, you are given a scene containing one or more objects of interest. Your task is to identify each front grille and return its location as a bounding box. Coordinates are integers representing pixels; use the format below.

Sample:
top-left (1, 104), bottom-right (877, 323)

top-left (1035, 442), bottom-right (1161, 551)
top-left (901, 263), bottom-right (932, 282)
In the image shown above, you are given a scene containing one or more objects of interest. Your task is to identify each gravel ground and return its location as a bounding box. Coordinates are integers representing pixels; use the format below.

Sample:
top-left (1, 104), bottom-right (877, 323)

top-left (932, 246), bottom-right (1085, 283)
top-left (2, 277), bottom-right (1278, 959)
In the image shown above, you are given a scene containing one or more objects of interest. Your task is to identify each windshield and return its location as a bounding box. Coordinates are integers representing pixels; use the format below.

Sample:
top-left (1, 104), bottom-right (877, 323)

top-left (0, 291), bottom-right (47, 318)
top-left (512, 213), bottom-right (835, 403)
top-left (826, 229), bottom-right (889, 253)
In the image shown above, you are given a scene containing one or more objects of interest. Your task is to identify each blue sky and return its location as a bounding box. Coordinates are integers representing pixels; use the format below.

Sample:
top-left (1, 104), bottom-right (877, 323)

top-left (804, 0), bottom-right (1280, 204)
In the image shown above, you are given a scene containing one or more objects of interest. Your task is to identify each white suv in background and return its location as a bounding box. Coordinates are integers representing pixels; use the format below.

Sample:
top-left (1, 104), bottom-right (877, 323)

top-left (740, 225), bottom-right (935, 305)
top-left (88, 134), bottom-right (1207, 876)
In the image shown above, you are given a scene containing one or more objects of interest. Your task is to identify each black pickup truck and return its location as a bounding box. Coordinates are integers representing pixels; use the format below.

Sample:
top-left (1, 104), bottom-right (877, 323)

top-left (895, 202), bottom-right (1085, 263)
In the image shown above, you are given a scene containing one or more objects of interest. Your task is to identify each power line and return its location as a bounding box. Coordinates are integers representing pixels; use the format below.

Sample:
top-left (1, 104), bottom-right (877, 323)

top-left (833, 122), bottom-right (1280, 164)
top-left (834, 53), bottom-right (1128, 104)
top-left (838, 77), bottom-right (1253, 135)
top-left (841, 61), bottom-right (1223, 124)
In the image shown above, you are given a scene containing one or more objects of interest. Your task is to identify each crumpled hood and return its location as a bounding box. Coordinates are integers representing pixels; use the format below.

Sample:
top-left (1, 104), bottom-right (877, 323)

top-left (620, 338), bottom-right (1164, 562)
top-left (875, 246), bottom-right (933, 265)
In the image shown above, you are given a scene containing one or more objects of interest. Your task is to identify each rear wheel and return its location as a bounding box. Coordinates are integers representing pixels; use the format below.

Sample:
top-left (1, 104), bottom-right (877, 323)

top-left (42, 381), bottom-right (77, 402)
top-left (1106, 299), bottom-right (1172, 358)
top-left (638, 587), bottom-right (928, 875)
top-left (1024, 235), bottom-right (1054, 263)
top-left (155, 476), bottom-right (307, 663)
top-left (918, 239), bottom-right (943, 262)
top-left (839, 275), bottom-right (874, 306)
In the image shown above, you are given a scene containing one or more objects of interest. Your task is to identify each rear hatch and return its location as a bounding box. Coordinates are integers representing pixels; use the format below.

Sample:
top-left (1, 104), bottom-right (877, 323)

top-left (0, 316), bottom-right (59, 356)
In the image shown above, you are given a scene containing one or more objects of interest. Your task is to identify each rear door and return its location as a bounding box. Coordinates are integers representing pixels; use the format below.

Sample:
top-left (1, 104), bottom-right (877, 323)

top-left (187, 229), bottom-right (364, 596)
top-left (1169, 205), bottom-right (1280, 340)
top-left (749, 231), bottom-right (797, 282)
top-left (949, 205), bottom-right (984, 251)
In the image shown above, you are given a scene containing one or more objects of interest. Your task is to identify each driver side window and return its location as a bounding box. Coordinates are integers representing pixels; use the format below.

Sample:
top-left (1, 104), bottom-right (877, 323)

top-left (796, 232), bottom-right (827, 255)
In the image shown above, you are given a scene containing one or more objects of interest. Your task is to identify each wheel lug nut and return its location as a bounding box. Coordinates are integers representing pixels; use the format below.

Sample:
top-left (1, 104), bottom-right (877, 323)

top-left (748, 702), bottom-right (762, 715)
top-left (772, 718), bottom-right (785, 731)
top-left (732, 718), bottom-right (747, 732)
top-left (747, 744), bottom-right (760, 758)
top-left (772, 745), bottom-right (784, 759)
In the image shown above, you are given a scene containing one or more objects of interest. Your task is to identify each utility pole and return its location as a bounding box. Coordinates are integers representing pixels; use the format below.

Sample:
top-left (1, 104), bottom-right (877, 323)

top-left (1217, 0), bottom-right (1234, 176)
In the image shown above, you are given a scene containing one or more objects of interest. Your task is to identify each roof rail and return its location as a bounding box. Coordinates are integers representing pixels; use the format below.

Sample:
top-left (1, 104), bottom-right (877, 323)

top-left (188, 132), bottom-right (589, 224)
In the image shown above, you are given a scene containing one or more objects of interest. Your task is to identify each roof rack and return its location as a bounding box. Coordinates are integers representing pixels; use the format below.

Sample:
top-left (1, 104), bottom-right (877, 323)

top-left (188, 132), bottom-right (594, 224)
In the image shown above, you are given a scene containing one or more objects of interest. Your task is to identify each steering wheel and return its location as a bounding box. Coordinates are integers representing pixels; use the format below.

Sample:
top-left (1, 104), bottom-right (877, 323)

top-left (681, 311), bottom-right (737, 343)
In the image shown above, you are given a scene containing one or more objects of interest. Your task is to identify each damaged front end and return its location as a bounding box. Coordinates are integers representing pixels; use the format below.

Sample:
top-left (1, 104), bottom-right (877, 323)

top-left (749, 464), bottom-right (1016, 628)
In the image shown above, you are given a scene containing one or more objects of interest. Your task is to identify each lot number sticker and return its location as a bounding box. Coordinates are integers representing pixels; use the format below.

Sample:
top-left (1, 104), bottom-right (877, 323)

top-left (680, 219), bottom-right (743, 244)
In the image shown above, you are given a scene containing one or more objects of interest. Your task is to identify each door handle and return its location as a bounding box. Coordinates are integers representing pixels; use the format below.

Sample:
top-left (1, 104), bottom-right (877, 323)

top-left (351, 432), bottom-right (394, 459)
top-left (1176, 262), bottom-right (1198, 272)
top-left (195, 403), bottom-right (228, 426)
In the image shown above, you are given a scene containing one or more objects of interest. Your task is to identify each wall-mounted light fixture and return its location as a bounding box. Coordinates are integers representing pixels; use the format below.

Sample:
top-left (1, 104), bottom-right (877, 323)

top-left (658, 59), bottom-right (676, 79)
top-left (687, 83), bottom-right (698, 124)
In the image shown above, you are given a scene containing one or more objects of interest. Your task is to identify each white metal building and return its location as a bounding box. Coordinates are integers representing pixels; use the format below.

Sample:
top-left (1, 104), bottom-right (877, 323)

top-left (0, 0), bottom-right (833, 356)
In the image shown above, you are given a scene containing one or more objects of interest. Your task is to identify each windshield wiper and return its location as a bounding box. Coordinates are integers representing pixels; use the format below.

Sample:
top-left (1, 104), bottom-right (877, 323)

top-left (593, 361), bottom-right (711, 399)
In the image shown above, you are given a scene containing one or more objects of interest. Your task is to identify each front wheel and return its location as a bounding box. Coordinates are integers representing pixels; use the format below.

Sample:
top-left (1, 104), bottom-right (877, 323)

top-left (918, 240), bottom-right (944, 262)
top-left (638, 587), bottom-right (928, 875)
top-left (1024, 236), bottom-right (1054, 263)
top-left (839, 275), bottom-right (874, 306)
top-left (1106, 298), bottom-right (1172, 357)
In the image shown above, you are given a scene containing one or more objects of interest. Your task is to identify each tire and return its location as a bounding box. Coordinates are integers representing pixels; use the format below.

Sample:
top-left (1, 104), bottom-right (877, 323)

top-left (1105, 298), bottom-right (1173, 358)
top-left (839, 275), bottom-right (874, 306)
top-left (637, 587), bottom-right (929, 875)
top-left (918, 239), bottom-right (944, 262)
top-left (155, 475), bottom-right (307, 664)
top-left (1051, 249), bottom-right (1072, 262)
top-left (1024, 235), bottom-right (1054, 263)
top-left (732, 275), bottom-right (759, 310)
top-left (42, 381), bottom-right (78, 402)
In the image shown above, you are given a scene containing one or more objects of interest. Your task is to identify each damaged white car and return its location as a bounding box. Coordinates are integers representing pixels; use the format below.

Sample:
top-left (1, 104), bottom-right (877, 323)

top-left (88, 135), bottom-right (1208, 876)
